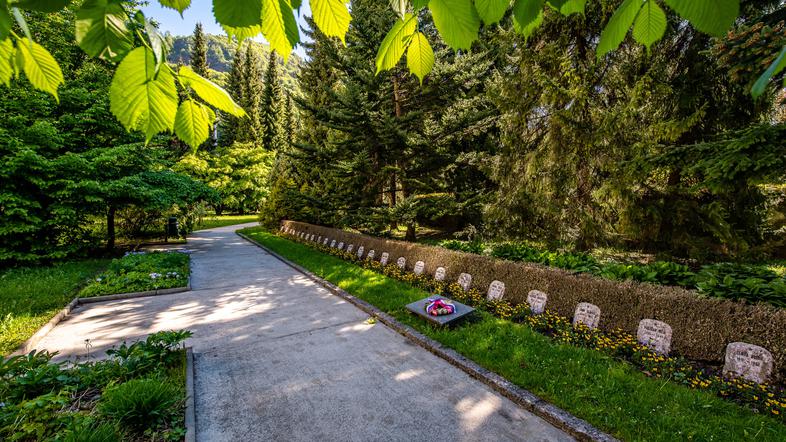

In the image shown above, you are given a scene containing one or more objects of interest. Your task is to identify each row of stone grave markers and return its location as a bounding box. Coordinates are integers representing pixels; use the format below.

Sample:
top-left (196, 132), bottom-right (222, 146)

top-left (282, 227), bottom-right (775, 384)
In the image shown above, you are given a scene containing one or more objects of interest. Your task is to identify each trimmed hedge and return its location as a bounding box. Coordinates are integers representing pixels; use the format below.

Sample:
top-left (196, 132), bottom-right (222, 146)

top-left (283, 221), bottom-right (786, 380)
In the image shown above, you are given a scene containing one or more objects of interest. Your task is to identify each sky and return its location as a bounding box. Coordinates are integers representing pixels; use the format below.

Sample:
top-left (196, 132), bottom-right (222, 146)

top-left (141, 1), bottom-right (314, 58)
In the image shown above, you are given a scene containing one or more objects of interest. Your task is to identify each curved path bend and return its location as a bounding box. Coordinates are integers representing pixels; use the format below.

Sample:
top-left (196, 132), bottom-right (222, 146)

top-left (35, 224), bottom-right (572, 442)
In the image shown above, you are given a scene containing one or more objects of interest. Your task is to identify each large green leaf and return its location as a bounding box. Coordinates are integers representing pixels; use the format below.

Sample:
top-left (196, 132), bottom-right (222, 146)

top-left (407, 31), bottom-right (434, 84)
top-left (751, 46), bottom-right (786, 99)
top-left (0, 37), bottom-right (14, 86)
top-left (389, 0), bottom-right (408, 19)
top-left (413, 0), bottom-right (430, 8)
top-left (511, 0), bottom-right (543, 36)
top-left (596, 0), bottom-right (643, 59)
top-left (375, 13), bottom-right (417, 74)
top-left (261, 0), bottom-right (299, 58)
top-left (175, 99), bottom-right (212, 148)
top-left (662, 0), bottom-right (738, 37)
top-left (222, 24), bottom-right (262, 41)
top-left (631, 0), bottom-right (665, 51)
top-left (178, 65), bottom-right (246, 117)
top-left (158, 0), bottom-right (191, 15)
top-left (475, 0), bottom-right (508, 25)
top-left (311, 0), bottom-right (351, 44)
top-left (110, 46), bottom-right (179, 141)
top-left (11, 0), bottom-right (68, 12)
top-left (75, 0), bottom-right (133, 62)
top-left (212, 0), bottom-right (262, 28)
top-left (429, 0), bottom-right (480, 50)
top-left (15, 37), bottom-right (63, 101)
top-left (546, 0), bottom-right (585, 15)
top-left (0, 0), bottom-right (11, 40)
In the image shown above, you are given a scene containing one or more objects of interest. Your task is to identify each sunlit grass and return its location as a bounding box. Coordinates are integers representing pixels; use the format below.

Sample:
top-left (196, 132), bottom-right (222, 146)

top-left (194, 214), bottom-right (259, 231)
top-left (241, 227), bottom-right (786, 441)
top-left (0, 259), bottom-right (109, 355)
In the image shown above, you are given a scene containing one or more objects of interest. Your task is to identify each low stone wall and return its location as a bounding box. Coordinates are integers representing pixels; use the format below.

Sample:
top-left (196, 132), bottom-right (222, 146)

top-left (282, 220), bottom-right (786, 380)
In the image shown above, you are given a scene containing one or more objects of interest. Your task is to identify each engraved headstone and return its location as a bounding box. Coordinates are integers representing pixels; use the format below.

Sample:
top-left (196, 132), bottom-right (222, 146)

top-left (331, 240), bottom-right (336, 248)
top-left (487, 280), bottom-right (505, 300)
top-left (434, 267), bottom-right (447, 281)
top-left (637, 319), bottom-right (673, 355)
top-left (397, 257), bottom-right (406, 269)
top-left (347, 244), bottom-right (354, 253)
top-left (527, 290), bottom-right (548, 315)
top-left (380, 252), bottom-right (390, 266)
top-left (573, 303), bottom-right (601, 329)
top-left (280, 226), bottom-right (285, 232)
top-left (338, 242), bottom-right (344, 250)
top-left (318, 236), bottom-right (322, 242)
top-left (723, 342), bottom-right (773, 384)
top-left (457, 273), bottom-right (472, 291)
top-left (413, 261), bottom-right (425, 275)
top-left (357, 246), bottom-right (364, 258)
top-left (310, 234), bottom-right (315, 241)
top-left (323, 238), bottom-right (329, 245)
top-left (367, 250), bottom-right (375, 260)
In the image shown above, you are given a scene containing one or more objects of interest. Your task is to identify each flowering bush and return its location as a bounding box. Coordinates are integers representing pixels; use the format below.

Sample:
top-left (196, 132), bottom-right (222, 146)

top-left (282, 231), bottom-right (786, 420)
top-left (79, 252), bottom-right (190, 297)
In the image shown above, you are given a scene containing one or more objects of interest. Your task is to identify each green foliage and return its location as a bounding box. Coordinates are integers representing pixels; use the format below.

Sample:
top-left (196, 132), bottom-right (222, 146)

top-left (79, 251), bottom-right (190, 297)
top-left (98, 377), bottom-right (183, 433)
top-left (0, 330), bottom-right (190, 441)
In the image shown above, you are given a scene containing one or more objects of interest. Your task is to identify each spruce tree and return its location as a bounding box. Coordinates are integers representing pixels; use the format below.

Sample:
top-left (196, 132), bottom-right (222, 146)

top-left (218, 42), bottom-right (245, 146)
top-left (191, 23), bottom-right (208, 77)
top-left (237, 43), bottom-right (263, 143)
top-left (260, 50), bottom-right (282, 150)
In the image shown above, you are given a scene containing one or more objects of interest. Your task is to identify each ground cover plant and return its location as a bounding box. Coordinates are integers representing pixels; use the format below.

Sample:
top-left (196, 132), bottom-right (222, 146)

top-left (441, 239), bottom-right (786, 307)
top-left (194, 214), bottom-right (260, 231)
top-left (0, 260), bottom-right (110, 356)
top-left (0, 330), bottom-right (190, 441)
top-left (241, 227), bottom-right (786, 441)
top-left (79, 252), bottom-right (190, 298)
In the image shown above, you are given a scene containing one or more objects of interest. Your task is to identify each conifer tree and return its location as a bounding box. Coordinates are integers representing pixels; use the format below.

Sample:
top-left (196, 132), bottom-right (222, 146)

top-left (238, 43), bottom-right (263, 143)
top-left (191, 23), bottom-right (208, 77)
top-left (219, 43), bottom-right (245, 146)
top-left (260, 50), bottom-right (282, 150)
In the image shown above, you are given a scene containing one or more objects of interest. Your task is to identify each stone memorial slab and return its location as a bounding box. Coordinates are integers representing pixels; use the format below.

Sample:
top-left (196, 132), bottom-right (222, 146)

top-left (458, 273), bottom-right (472, 291)
top-left (527, 290), bottom-right (548, 315)
top-left (637, 319), bottom-right (673, 355)
top-left (347, 244), bottom-right (354, 253)
top-left (337, 242), bottom-right (344, 250)
top-left (323, 238), bottom-right (329, 245)
top-left (380, 252), bottom-right (390, 266)
top-left (397, 257), bottom-right (406, 269)
top-left (331, 240), bottom-right (336, 248)
top-left (318, 236), bottom-right (322, 242)
top-left (406, 297), bottom-right (476, 327)
top-left (280, 226), bottom-right (285, 232)
top-left (573, 303), bottom-right (601, 329)
top-left (487, 280), bottom-right (505, 300)
top-left (434, 267), bottom-right (446, 281)
top-left (413, 261), bottom-right (425, 275)
top-left (367, 250), bottom-right (375, 260)
top-left (357, 246), bottom-right (365, 258)
top-left (723, 342), bottom-right (773, 384)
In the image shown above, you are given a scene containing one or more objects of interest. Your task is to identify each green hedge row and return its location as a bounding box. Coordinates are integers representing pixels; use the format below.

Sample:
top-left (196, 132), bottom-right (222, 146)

top-left (284, 221), bottom-right (786, 380)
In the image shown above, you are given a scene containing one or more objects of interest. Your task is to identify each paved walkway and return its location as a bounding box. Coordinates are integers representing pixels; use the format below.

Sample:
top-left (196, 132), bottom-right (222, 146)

top-left (35, 224), bottom-right (572, 441)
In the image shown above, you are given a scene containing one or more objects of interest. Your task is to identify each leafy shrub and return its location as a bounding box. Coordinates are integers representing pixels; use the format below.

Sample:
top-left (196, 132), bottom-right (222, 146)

top-left (492, 243), bottom-right (600, 273)
top-left (79, 251), bottom-right (190, 297)
top-left (440, 239), bottom-right (484, 254)
top-left (98, 378), bottom-right (183, 433)
top-left (695, 263), bottom-right (786, 306)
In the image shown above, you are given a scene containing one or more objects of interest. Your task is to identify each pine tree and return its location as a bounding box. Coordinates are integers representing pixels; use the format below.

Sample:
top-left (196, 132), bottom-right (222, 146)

top-left (280, 92), bottom-right (295, 147)
top-left (191, 23), bottom-right (208, 77)
top-left (218, 43), bottom-right (245, 146)
top-left (237, 43), bottom-right (263, 143)
top-left (260, 50), bottom-right (282, 150)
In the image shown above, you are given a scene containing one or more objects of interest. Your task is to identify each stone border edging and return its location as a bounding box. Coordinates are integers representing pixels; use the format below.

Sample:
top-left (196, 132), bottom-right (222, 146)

top-left (237, 231), bottom-right (618, 442)
top-left (185, 346), bottom-right (196, 442)
top-left (10, 279), bottom-right (191, 357)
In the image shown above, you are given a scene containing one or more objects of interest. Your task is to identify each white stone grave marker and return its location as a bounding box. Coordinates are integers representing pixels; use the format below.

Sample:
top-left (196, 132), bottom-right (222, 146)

top-left (357, 246), bottom-right (364, 258)
top-left (527, 290), bottom-right (548, 315)
top-left (637, 319), bottom-right (673, 355)
top-left (487, 280), bottom-right (505, 300)
top-left (380, 252), bottom-right (390, 265)
top-left (573, 303), bottom-right (601, 329)
top-left (396, 257), bottom-right (406, 269)
top-left (434, 267), bottom-right (446, 281)
top-left (458, 273), bottom-right (472, 291)
top-left (413, 261), bottom-right (425, 275)
top-left (723, 342), bottom-right (773, 384)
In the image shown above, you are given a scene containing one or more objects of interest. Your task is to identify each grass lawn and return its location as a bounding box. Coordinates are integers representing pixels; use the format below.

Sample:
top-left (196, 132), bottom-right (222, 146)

top-left (0, 259), bottom-right (110, 356)
top-left (195, 214), bottom-right (259, 230)
top-left (240, 227), bottom-right (786, 441)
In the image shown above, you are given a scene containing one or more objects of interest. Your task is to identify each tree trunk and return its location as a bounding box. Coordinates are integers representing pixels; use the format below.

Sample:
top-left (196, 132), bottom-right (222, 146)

top-left (106, 206), bottom-right (116, 251)
top-left (405, 223), bottom-right (416, 242)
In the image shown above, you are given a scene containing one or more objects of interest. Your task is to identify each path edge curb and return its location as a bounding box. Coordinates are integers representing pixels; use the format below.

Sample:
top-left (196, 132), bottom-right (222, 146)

top-left (185, 346), bottom-right (196, 442)
top-left (237, 231), bottom-right (618, 442)
top-left (10, 280), bottom-right (191, 357)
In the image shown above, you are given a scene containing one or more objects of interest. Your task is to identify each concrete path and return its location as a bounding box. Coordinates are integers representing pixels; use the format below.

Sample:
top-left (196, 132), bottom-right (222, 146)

top-left (35, 224), bottom-right (573, 442)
